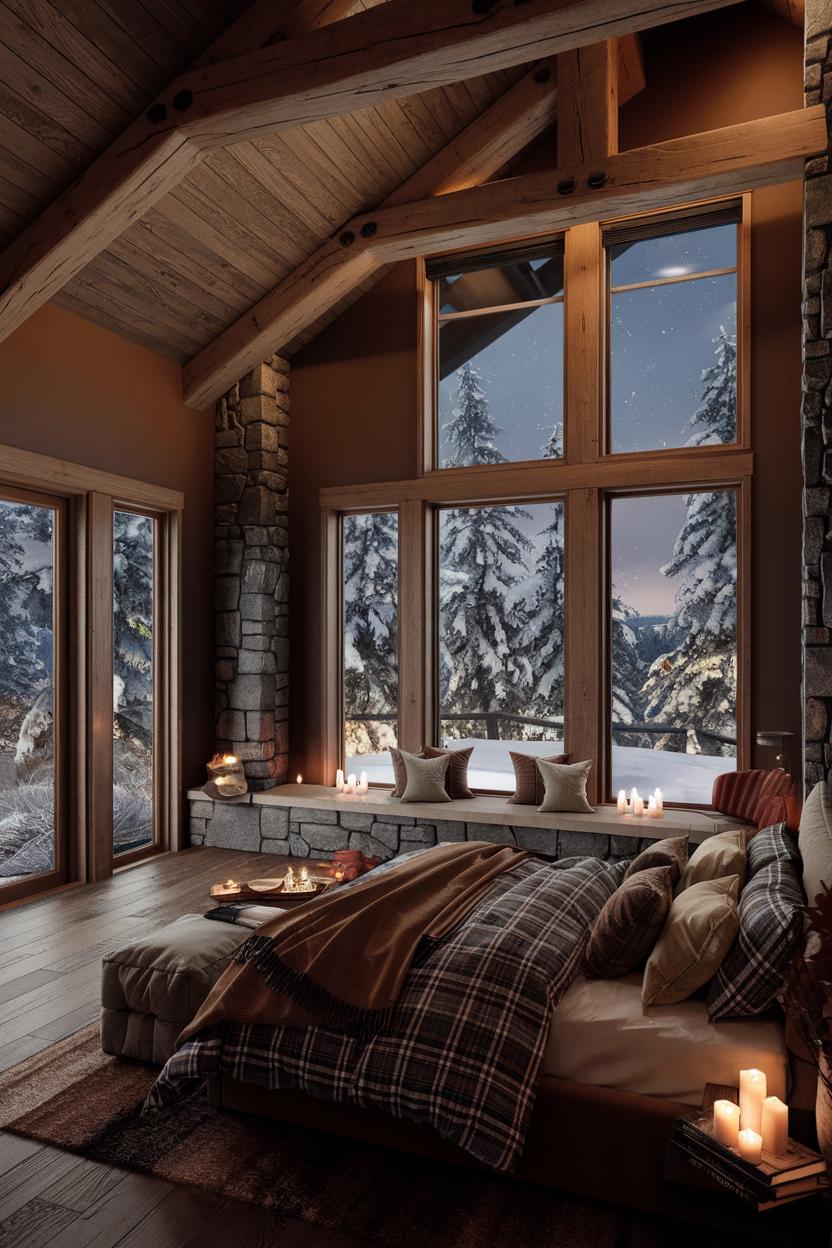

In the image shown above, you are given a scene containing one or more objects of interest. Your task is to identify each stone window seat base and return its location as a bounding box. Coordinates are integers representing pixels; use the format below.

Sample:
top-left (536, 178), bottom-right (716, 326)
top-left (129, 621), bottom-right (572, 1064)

top-left (188, 783), bottom-right (747, 864)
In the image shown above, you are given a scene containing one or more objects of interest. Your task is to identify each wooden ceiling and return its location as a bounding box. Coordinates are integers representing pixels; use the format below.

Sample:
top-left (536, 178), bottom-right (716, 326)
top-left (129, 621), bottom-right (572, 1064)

top-left (0, 0), bottom-right (523, 363)
top-left (0, 0), bottom-right (805, 384)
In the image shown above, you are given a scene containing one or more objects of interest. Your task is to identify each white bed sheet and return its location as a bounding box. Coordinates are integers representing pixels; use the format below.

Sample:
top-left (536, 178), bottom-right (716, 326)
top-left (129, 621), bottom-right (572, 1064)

top-left (543, 973), bottom-right (788, 1107)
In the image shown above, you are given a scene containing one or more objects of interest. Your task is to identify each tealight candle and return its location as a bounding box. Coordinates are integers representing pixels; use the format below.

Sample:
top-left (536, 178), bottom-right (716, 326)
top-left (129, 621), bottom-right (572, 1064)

top-left (738, 1128), bottom-right (763, 1165)
top-left (617, 789), bottom-right (627, 815)
top-left (761, 1096), bottom-right (789, 1156)
top-left (739, 1068), bottom-right (767, 1134)
top-left (713, 1099), bottom-right (740, 1148)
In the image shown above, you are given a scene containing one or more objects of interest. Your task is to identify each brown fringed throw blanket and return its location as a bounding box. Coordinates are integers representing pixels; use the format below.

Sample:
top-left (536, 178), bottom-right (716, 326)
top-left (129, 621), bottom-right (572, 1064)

top-left (148, 845), bottom-right (626, 1171)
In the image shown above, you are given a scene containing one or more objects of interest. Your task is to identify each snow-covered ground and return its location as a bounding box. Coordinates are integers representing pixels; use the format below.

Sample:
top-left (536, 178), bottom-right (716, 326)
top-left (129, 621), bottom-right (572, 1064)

top-left (347, 739), bottom-right (733, 804)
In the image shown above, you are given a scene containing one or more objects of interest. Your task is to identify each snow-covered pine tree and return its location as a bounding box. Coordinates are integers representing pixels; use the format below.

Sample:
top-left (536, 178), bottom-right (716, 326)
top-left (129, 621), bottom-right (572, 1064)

top-left (113, 511), bottom-right (154, 745)
top-left (611, 594), bottom-right (647, 734)
top-left (343, 511), bottom-right (398, 754)
top-left (641, 328), bottom-right (737, 750)
top-left (516, 424), bottom-right (565, 736)
top-left (440, 364), bottom-right (532, 734)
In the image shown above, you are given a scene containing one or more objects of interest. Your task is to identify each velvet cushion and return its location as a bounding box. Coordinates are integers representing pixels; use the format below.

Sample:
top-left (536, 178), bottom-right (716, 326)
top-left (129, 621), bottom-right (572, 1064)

top-left (707, 853), bottom-right (805, 1020)
top-left (536, 758), bottom-right (594, 814)
top-left (507, 752), bottom-right (568, 805)
top-left (676, 828), bottom-right (747, 894)
top-left (642, 875), bottom-right (740, 1007)
top-left (752, 768), bottom-right (798, 832)
top-left (711, 769), bottom-right (767, 823)
top-left (422, 745), bottom-right (475, 799)
top-left (624, 837), bottom-right (688, 888)
top-left (400, 750), bottom-right (451, 803)
top-left (585, 865), bottom-right (674, 980)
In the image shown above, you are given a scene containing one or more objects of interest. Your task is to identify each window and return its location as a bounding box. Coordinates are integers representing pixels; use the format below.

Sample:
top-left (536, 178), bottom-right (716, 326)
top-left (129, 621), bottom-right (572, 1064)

top-left (323, 199), bottom-right (750, 806)
top-left (607, 211), bottom-right (740, 453)
top-left (431, 245), bottom-right (565, 467)
top-left (0, 489), bottom-right (65, 893)
top-left (438, 500), bottom-right (564, 791)
top-left (113, 509), bottom-right (156, 857)
top-left (610, 491), bottom-right (738, 805)
top-left (342, 511), bottom-right (398, 784)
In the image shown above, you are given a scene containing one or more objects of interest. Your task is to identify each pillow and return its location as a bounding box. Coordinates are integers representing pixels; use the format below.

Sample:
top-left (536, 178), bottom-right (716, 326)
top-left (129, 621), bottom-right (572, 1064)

top-left (400, 750), bottom-right (451, 803)
top-left (712, 769), bottom-right (767, 823)
top-left (798, 781), bottom-right (832, 908)
top-left (536, 758), bottom-right (594, 814)
top-left (752, 768), bottom-right (797, 831)
top-left (676, 829), bottom-right (747, 893)
top-left (746, 822), bottom-right (801, 878)
top-left (585, 865), bottom-right (674, 979)
top-left (422, 745), bottom-right (474, 799)
top-left (624, 836), bottom-right (688, 888)
top-left (390, 746), bottom-right (424, 798)
top-left (642, 875), bottom-right (740, 1006)
top-left (507, 752), bottom-right (568, 806)
top-left (708, 857), bottom-right (805, 1020)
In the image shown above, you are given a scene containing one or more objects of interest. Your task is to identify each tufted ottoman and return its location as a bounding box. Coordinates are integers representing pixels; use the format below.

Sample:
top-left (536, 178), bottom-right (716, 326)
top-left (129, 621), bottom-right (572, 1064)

top-left (101, 914), bottom-right (251, 1065)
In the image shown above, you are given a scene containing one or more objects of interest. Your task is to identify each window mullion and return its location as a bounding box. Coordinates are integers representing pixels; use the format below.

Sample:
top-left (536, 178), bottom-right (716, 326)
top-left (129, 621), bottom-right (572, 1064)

top-left (564, 222), bottom-right (603, 464)
top-left (398, 499), bottom-right (432, 753)
top-left (565, 488), bottom-right (603, 805)
top-left (87, 491), bottom-right (114, 882)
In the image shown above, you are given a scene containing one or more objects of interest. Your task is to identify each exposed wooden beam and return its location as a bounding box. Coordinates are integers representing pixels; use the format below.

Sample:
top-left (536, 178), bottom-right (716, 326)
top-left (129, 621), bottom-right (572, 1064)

top-left (183, 64), bottom-right (558, 406)
top-left (557, 40), bottom-right (619, 164)
top-left (0, 0), bottom-right (740, 348)
top-left (0, 0), bottom-right (353, 347)
top-left (184, 105), bottom-right (824, 407)
top-left (617, 34), bottom-right (646, 103)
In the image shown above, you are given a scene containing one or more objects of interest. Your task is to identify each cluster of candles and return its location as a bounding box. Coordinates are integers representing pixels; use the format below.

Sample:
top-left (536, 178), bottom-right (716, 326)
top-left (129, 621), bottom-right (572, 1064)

top-left (616, 786), bottom-right (664, 818)
top-left (283, 864), bottom-right (316, 893)
top-left (208, 753), bottom-right (248, 797)
top-left (713, 1069), bottom-right (789, 1162)
top-left (335, 769), bottom-right (369, 796)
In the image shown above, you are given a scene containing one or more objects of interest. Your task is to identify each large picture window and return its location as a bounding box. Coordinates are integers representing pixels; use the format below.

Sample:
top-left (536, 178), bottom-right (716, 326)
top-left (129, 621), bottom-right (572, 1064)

top-left (324, 198), bottom-right (750, 807)
top-left (438, 500), bottom-right (565, 791)
top-left (342, 511), bottom-right (399, 784)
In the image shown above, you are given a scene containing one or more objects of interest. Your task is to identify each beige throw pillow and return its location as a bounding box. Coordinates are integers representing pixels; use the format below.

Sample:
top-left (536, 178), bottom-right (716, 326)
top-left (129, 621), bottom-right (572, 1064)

top-left (536, 758), bottom-right (594, 814)
top-left (400, 750), bottom-right (452, 803)
top-left (677, 829), bottom-right (747, 894)
top-left (642, 875), bottom-right (740, 1006)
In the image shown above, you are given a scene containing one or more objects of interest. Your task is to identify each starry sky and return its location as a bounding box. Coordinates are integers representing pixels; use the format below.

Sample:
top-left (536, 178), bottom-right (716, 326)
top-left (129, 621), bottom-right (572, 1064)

top-left (611, 493), bottom-right (687, 617)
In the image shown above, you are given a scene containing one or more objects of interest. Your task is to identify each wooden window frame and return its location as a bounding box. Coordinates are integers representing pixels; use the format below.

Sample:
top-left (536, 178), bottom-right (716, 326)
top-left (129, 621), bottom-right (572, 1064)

top-left (323, 195), bottom-right (752, 806)
top-left (0, 444), bottom-right (182, 899)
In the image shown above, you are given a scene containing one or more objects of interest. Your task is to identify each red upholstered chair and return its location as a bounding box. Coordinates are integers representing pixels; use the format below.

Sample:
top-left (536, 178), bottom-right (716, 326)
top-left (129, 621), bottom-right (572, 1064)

top-left (711, 767), bottom-right (800, 833)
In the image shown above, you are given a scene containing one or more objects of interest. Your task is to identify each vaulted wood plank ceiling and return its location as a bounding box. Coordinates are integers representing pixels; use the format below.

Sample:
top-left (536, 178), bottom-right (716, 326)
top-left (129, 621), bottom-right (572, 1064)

top-left (0, 0), bottom-right (522, 362)
top-left (0, 0), bottom-right (804, 374)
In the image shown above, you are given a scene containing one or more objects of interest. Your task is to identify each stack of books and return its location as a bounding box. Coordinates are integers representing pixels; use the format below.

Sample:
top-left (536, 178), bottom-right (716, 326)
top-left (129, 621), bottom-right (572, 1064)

top-left (668, 1110), bottom-right (828, 1212)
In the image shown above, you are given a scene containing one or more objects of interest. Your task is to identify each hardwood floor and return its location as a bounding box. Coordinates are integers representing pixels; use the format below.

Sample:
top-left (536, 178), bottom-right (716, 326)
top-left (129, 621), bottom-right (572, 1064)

top-left (0, 847), bottom-right (372, 1248)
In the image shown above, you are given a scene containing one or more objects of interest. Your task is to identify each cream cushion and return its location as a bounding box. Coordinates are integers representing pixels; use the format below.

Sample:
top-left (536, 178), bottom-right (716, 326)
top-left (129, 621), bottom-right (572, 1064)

top-left (400, 749), bottom-right (451, 803)
top-left (677, 828), bottom-right (747, 893)
top-left (536, 758), bottom-right (594, 814)
top-left (643, 875), bottom-right (740, 1006)
top-left (798, 780), bottom-right (832, 908)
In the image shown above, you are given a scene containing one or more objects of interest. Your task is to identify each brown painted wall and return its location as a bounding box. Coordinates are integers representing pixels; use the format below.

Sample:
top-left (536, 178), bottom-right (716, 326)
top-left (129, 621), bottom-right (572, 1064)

top-left (290, 4), bottom-right (805, 782)
top-left (0, 301), bottom-right (213, 791)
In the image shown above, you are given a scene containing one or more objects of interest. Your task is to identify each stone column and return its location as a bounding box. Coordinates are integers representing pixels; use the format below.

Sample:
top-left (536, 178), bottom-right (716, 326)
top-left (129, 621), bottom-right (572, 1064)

top-left (214, 356), bottom-right (289, 789)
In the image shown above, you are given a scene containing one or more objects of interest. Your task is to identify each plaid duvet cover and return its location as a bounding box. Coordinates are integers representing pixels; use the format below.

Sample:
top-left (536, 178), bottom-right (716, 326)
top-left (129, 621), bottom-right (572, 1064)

top-left (147, 855), bottom-right (625, 1171)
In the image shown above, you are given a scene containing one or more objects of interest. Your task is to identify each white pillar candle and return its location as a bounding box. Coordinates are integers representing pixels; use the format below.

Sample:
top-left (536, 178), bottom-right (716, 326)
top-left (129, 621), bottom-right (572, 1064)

top-left (647, 795), bottom-right (657, 817)
top-left (358, 770), bottom-right (369, 794)
top-left (631, 788), bottom-right (644, 817)
top-left (617, 789), bottom-right (628, 815)
top-left (713, 1099), bottom-right (740, 1148)
top-left (761, 1096), bottom-right (789, 1156)
top-left (654, 788), bottom-right (664, 816)
top-left (737, 1129), bottom-right (763, 1165)
top-left (739, 1068), bottom-right (767, 1134)
top-left (336, 769), bottom-right (345, 792)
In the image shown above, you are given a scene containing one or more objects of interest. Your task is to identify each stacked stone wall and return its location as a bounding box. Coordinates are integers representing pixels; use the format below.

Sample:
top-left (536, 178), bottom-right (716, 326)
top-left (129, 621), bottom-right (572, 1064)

top-left (214, 356), bottom-right (290, 789)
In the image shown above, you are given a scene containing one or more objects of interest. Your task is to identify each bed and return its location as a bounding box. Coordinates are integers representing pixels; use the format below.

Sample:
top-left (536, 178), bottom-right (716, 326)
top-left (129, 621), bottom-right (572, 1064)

top-left (151, 786), bottom-right (832, 1214)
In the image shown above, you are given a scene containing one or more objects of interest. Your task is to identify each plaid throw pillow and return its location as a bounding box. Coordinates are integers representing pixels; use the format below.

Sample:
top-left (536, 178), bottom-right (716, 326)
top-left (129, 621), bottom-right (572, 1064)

top-left (707, 852), bottom-right (805, 1021)
top-left (746, 822), bottom-right (801, 876)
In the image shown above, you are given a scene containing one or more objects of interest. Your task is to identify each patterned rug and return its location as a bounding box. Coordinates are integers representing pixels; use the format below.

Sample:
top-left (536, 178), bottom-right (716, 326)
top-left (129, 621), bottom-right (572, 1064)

top-left (0, 1026), bottom-right (772, 1248)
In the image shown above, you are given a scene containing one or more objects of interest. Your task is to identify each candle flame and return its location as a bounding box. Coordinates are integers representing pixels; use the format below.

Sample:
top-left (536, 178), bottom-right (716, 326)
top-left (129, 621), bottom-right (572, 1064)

top-left (296, 774), bottom-right (303, 784)
top-left (223, 754), bottom-right (237, 766)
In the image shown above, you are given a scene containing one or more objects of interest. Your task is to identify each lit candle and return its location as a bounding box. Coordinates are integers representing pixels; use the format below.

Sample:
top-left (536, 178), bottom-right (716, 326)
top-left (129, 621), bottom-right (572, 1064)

top-left (358, 770), bottom-right (368, 794)
top-left (631, 787), bottom-right (644, 817)
top-left (761, 1097), bottom-right (789, 1156)
top-left (222, 754), bottom-right (237, 766)
top-left (654, 788), bottom-right (664, 817)
top-left (738, 1129), bottom-right (763, 1165)
top-left (296, 773), bottom-right (303, 785)
top-left (739, 1068), bottom-right (767, 1134)
top-left (224, 878), bottom-right (237, 890)
top-left (336, 769), bottom-right (345, 792)
top-left (713, 1100), bottom-right (740, 1148)
top-left (648, 795), bottom-right (657, 817)
top-left (285, 866), bottom-right (295, 890)
top-left (617, 789), bottom-right (627, 815)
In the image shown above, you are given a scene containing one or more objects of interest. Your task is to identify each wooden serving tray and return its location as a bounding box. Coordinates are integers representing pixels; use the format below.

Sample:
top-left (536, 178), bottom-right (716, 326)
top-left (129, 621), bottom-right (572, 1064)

top-left (209, 879), bottom-right (333, 906)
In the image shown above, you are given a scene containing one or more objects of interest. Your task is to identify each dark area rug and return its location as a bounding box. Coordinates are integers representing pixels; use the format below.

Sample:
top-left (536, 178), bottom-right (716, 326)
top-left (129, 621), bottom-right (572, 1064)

top-left (0, 1026), bottom-right (807, 1248)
